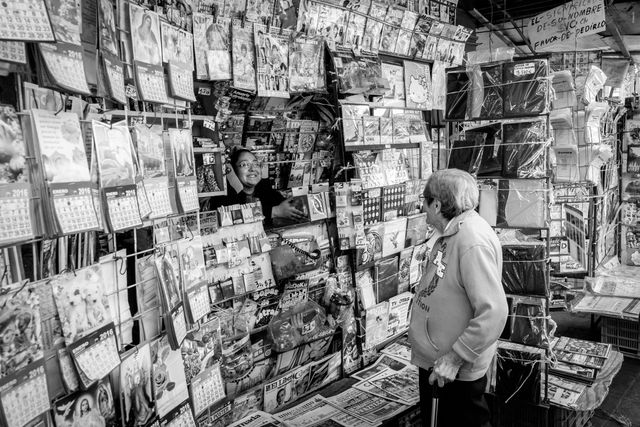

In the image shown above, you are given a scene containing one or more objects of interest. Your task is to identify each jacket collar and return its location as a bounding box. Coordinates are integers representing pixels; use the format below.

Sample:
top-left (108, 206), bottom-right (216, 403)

top-left (441, 209), bottom-right (478, 238)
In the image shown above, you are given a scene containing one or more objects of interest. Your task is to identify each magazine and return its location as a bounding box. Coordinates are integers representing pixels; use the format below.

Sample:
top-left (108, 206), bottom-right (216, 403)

top-left (232, 23), bottom-right (257, 92)
top-left (395, 10), bottom-right (418, 57)
top-left (362, 2), bottom-right (387, 52)
top-left (551, 336), bottom-right (612, 359)
top-left (387, 292), bottom-right (412, 337)
top-left (254, 24), bottom-right (291, 98)
top-left (364, 301), bottom-right (389, 350)
top-left (379, 7), bottom-right (403, 53)
top-left (547, 375), bottom-right (587, 409)
top-left (549, 361), bottom-right (596, 384)
top-left (289, 37), bottom-right (325, 93)
top-left (232, 385), bottom-right (264, 422)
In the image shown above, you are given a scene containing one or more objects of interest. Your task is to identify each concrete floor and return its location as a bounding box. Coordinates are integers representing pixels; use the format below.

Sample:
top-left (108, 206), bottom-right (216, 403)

top-left (552, 312), bottom-right (640, 427)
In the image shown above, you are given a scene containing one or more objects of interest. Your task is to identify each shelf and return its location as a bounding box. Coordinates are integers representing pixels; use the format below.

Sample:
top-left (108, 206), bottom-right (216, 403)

top-left (344, 143), bottom-right (420, 152)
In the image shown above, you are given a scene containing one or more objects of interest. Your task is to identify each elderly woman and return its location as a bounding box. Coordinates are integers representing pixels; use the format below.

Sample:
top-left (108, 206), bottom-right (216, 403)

top-left (409, 169), bottom-right (507, 427)
top-left (226, 148), bottom-right (305, 225)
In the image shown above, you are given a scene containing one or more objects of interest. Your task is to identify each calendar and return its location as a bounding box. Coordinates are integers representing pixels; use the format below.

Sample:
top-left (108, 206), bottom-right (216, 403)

top-left (189, 363), bottom-right (225, 416)
top-left (135, 62), bottom-right (169, 104)
top-left (104, 187), bottom-right (143, 232)
top-left (68, 324), bottom-right (121, 388)
top-left (0, 361), bottom-right (50, 427)
top-left (177, 177), bottom-right (199, 212)
top-left (160, 400), bottom-right (196, 427)
top-left (168, 62), bottom-right (196, 102)
top-left (136, 179), bottom-right (152, 219)
top-left (169, 304), bottom-right (187, 347)
top-left (39, 43), bottom-right (91, 95)
top-left (0, 41), bottom-right (26, 64)
top-left (145, 177), bottom-right (174, 219)
top-left (103, 54), bottom-right (126, 104)
top-left (0, 184), bottom-right (33, 245)
top-left (51, 185), bottom-right (100, 234)
top-left (0, 0), bottom-right (55, 41)
top-left (185, 282), bottom-right (209, 323)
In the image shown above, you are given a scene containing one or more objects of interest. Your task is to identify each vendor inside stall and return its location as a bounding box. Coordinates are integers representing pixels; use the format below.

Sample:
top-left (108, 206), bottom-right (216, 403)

top-left (226, 148), bottom-right (306, 225)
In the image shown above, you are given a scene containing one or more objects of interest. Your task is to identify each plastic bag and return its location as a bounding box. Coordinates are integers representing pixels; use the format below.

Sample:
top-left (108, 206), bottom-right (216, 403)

top-left (501, 120), bottom-right (549, 178)
top-left (268, 301), bottom-right (328, 352)
top-left (503, 59), bottom-right (549, 117)
top-left (270, 233), bottom-right (322, 281)
top-left (501, 234), bottom-right (548, 296)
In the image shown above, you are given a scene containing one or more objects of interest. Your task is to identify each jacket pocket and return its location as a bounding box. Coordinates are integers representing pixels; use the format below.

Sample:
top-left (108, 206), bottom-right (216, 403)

top-left (424, 317), bottom-right (440, 352)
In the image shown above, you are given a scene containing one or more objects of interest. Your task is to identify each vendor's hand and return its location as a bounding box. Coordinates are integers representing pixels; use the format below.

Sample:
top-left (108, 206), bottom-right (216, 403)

top-left (428, 351), bottom-right (465, 388)
top-left (273, 198), bottom-right (306, 221)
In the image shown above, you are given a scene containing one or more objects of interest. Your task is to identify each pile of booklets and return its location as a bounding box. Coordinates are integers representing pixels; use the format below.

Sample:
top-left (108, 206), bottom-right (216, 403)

top-left (548, 336), bottom-right (612, 409)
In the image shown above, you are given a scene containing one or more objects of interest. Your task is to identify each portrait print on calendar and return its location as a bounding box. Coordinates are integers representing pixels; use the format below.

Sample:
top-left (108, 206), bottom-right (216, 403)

top-left (98, 0), bottom-right (118, 56)
top-left (51, 264), bottom-right (113, 345)
top-left (31, 110), bottom-right (91, 184)
top-left (0, 105), bottom-right (28, 186)
top-left (205, 18), bottom-right (232, 81)
top-left (53, 377), bottom-right (117, 427)
top-left (170, 129), bottom-right (195, 178)
top-left (92, 121), bottom-right (136, 188)
top-left (160, 22), bottom-right (194, 69)
top-left (130, 3), bottom-right (162, 66)
top-left (134, 124), bottom-right (167, 178)
top-left (120, 344), bottom-right (154, 426)
top-left (44, 0), bottom-right (82, 45)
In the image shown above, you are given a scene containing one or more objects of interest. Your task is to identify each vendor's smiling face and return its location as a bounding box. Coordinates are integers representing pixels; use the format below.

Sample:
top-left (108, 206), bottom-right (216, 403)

top-left (234, 151), bottom-right (261, 188)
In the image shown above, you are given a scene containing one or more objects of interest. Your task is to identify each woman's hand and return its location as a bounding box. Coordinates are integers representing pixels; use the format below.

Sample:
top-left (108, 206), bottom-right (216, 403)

top-left (272, 198), bottom-right (306, 221)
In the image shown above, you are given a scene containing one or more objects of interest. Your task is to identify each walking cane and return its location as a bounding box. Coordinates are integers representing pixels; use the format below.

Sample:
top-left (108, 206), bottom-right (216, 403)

top-left (430, 383), bottom-right (440, 427)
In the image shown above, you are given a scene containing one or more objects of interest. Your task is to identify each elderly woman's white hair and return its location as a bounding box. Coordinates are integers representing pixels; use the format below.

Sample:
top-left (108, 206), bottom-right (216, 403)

top-left (423, 169), bottom-right (479, 220)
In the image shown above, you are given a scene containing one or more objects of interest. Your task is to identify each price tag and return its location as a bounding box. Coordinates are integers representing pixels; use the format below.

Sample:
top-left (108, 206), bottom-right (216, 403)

top-left (198, 86), bottom-right (211, 96)
top-left (203, 119), bottom-right (216, 131)
top-left (125, 84), bottom-right (138, 99)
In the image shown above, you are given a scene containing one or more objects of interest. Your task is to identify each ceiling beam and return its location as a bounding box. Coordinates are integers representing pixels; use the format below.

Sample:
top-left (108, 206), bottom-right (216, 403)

top-left (469, 9), bottom-right (527, 56)
top-left (487, 0), bottom-right (536, 54)
top-left (606, 8), bottom-right (632, 61)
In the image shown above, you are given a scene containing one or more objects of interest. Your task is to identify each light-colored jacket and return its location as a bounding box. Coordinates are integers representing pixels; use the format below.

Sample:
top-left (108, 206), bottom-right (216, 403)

top-left (409, 209), bottom-right (508, 381)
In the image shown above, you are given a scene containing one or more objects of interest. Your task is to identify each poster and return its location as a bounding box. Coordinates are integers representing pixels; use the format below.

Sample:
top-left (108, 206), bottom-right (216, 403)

top-left (44, 0), bottom-right (82, 45)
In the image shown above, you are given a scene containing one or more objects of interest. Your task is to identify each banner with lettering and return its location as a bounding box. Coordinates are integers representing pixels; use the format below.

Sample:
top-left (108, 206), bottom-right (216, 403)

top-left (526, 0), bottom-right (606, 51)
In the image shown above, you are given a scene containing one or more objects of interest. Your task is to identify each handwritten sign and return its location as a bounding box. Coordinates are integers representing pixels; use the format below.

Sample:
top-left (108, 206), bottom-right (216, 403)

top-left (526, 0), bottom-right (605, 51)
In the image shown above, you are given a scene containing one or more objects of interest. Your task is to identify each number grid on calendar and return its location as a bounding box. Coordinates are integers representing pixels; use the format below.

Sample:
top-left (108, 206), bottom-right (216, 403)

top-left (53, 194), bottom-right (99, 234)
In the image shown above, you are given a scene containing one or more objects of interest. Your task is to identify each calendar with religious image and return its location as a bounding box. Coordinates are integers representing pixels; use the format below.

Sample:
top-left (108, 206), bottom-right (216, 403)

top-left (169, 128), bottom-right (199, 212)
top-left (120, 344), bottom-right (155, 426)
top-left (53, 377), bottom-right (117, 427)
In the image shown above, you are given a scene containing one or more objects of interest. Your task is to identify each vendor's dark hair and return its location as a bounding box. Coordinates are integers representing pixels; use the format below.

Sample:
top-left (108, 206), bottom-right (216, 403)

top-left (230, 148), bottom-right (255, 171)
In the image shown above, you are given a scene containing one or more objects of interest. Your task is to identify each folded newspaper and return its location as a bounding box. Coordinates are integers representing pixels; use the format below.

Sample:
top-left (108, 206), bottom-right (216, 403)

top-left (325, 387), bottom-right (408, 425)
top-left (229, 411), bottom-right (283, 427)
top-left (353, 365), bottom-right (420, 406)
top-left (274, 395), bottom-right (373, 427)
